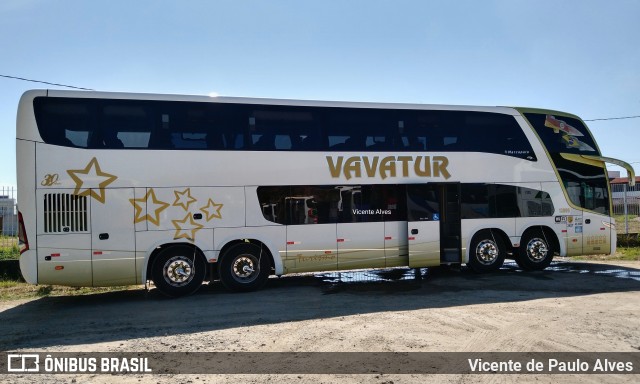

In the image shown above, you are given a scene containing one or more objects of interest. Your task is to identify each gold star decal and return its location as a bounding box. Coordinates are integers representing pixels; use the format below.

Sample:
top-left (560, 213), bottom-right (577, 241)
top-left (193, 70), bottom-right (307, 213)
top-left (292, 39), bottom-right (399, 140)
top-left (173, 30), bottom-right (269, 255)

top-left (130, 188), bottom-right (170, 226)
top-left (173, 188), bottom-right (197, 211)
top-left (200, 198), bottom-right (223, 221)
top-left (66, 157), bottom-right (118, 204)
top-left (172, 213), bottom-right (204, 241)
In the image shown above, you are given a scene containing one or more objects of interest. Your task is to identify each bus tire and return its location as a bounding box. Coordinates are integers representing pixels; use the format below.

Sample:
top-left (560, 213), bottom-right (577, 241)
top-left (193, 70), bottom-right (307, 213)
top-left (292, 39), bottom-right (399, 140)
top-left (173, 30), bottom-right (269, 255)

top-left (467, 229), bottom-right (506, 273)
top-left (218, 243), bottom-right (270, 292)
top-left (151, 245), bottom-right (206, 297)
top-left (516, 229), bottom-right (554, 271)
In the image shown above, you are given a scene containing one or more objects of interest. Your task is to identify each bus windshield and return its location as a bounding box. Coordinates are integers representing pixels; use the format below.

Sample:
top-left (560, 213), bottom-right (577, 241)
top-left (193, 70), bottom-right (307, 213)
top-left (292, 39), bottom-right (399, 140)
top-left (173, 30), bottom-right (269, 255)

top-left (524, 113), bottom-right (599, 155)
top-left (524, 112), bottom-right (609, 215)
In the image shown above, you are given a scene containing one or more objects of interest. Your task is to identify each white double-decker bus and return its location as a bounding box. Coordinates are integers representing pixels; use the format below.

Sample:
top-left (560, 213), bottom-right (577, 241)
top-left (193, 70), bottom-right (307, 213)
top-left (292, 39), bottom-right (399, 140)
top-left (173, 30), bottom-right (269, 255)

top-left (16, 90), bottom-right (635, 296)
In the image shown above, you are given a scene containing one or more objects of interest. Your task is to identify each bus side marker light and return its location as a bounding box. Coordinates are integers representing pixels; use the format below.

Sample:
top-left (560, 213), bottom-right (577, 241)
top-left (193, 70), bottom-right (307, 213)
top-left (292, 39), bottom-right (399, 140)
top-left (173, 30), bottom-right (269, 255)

top-left (408, 237), bottom-right (416, 241)
top-left (55, 266), bottom-right (64, 270)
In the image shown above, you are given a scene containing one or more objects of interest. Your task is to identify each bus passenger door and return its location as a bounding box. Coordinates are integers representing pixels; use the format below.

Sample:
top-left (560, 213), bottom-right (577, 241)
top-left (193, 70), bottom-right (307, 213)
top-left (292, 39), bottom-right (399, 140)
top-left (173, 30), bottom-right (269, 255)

top-left (91, 188), bottom-right (137, 286)
top-left (406, 184), bottom-right (462, 267)
top-left (406, 184), bottom-right (441, 268)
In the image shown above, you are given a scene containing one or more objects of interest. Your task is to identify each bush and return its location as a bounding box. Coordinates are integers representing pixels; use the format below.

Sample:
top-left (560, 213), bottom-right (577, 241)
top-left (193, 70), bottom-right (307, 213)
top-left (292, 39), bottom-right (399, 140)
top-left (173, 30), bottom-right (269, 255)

top-left (0, 245), bottom-right (19, 260)
top-left (617, 234), bottom-right (640, 248)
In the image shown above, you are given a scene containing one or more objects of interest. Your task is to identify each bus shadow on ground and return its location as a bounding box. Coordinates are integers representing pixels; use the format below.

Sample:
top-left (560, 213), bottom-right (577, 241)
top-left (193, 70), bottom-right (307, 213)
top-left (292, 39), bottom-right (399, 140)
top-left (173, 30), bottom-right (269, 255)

top-left (1, 260), bottom-right (639, 350)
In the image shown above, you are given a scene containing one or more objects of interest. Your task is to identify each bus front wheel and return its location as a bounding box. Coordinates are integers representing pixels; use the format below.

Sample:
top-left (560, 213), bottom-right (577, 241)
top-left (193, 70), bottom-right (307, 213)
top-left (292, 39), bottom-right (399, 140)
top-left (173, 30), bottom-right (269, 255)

top-left (218, 243), bottom-right (270, 292)
top-left (151, 245), bottom-right (206, 297)
top-left (516, 229), bottom-right (554, 271)
top-left (467, 230), bottom-right (506, 273)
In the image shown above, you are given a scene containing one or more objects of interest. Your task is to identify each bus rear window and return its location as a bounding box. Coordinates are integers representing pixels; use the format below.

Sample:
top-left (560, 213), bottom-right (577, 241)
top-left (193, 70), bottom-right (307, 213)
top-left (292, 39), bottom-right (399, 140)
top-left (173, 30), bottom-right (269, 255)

top-left (34, 99), bottom-right (95, 148)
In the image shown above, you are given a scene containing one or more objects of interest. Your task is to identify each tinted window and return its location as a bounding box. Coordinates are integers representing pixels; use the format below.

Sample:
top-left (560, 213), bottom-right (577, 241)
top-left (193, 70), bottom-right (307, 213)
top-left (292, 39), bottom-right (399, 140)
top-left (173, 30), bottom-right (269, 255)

top-left (34, 97), bottom-right (535, 160)
top-left (552, 154), bottom-right (609, 215)
top-left (461, 183), bottom-right (555, 219)
top-left (102, 104), bottom-right (152, 148)
top-left (258, 185), bottom-right (407, 224)
top-left (525, 113), bottom-right (608, 215)
top-left (407, 184), bottom-right (440, 221)
top-left (154, 102), bottom-right (246, 150)
top-left (34, 98), bottom-right (96, 148)
top-left (400, 110), bottom-right (536, 160)
top-left (257, 186), bottom-right (339, 225)
top-left (524, 113), bottom-right (599, 155)
top-left (248, 108), bottom-right (320, 151)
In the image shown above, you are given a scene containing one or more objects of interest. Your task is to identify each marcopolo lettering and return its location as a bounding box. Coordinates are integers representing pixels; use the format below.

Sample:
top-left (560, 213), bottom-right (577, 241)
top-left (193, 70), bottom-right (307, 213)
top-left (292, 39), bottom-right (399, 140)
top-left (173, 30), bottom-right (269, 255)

top-left (326, 155), bottom-right (451, 180)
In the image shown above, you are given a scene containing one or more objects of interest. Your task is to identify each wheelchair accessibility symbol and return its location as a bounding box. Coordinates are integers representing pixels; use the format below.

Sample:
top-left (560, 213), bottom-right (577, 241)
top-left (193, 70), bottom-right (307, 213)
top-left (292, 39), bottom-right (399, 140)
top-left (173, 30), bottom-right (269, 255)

top-left (432, 213), bottom-right (440, 221)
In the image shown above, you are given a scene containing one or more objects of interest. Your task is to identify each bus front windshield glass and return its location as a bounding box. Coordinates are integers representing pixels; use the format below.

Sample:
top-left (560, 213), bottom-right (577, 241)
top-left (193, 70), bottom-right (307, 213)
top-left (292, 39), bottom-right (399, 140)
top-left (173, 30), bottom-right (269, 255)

top-left (524, 113), bottom-right (609, 215)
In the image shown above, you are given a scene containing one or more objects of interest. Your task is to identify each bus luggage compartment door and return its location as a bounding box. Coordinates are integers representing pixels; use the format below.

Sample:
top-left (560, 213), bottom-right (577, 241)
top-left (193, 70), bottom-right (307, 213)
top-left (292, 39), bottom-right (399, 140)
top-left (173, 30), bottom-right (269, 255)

top-left (91, 188), bottom-right (136, 286)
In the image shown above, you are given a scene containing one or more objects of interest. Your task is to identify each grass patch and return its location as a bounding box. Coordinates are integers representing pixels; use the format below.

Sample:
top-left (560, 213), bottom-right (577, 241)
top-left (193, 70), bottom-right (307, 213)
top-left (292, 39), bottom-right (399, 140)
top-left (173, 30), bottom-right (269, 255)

top-left (617, 247), bottom-right (640, 260)
top-left (0, 236), bottom-right (19, 260)
top-left (570, 245), bottom-right (640, 261)
top-left (0, 245), bottom-right (19, 260)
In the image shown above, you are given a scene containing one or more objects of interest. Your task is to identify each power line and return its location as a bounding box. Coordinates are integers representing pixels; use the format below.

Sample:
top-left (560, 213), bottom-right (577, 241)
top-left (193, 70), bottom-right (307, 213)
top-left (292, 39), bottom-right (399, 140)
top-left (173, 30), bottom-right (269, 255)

top-left (0, 74), bottom-right (93, 91)
top-left (1, 72), bottom-right (640, 122)
top-left (584, 115), bottom-right (640, 121)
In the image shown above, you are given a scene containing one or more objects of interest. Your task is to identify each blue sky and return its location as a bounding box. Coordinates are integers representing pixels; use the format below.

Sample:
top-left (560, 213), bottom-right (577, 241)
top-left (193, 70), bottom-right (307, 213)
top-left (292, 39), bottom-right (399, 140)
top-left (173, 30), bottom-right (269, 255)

top-left (1, 0), bottom-right (639, 188)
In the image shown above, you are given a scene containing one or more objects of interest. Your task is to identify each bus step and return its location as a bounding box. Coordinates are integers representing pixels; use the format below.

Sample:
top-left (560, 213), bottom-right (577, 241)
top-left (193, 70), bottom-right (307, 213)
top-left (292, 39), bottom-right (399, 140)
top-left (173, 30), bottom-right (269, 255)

top-left (442, 248), bottom-right (460, 262)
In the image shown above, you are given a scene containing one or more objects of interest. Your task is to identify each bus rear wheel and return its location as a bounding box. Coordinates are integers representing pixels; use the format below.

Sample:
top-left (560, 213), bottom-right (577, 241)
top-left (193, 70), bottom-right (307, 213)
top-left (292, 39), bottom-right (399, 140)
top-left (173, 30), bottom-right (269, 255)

top-left (151, 245), bottom-right (206, 297)
top-left (218, 243), bottom-right (270, 292)
top-left (467, 229), bottom-right (506, 273)
top-left (516, 229), bottom-right (554, 271)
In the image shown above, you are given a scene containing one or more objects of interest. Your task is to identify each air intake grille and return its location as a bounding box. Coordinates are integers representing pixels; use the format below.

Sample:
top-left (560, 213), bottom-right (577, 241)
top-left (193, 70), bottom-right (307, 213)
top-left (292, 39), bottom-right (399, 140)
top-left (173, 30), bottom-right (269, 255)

top-left (44, 194), bottom-right (88, 233)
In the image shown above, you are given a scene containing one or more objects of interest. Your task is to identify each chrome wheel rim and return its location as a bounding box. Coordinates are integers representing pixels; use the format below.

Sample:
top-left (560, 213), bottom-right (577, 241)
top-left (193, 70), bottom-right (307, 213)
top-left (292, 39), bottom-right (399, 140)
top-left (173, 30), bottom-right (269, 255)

top-left (163, 256), bottom-right (194, 287)
top-left (526, 238), bottom-right (548, 262)
top-left (232, 255), bottom-right (258, 283)
top-left (475, 239), bottom-right (499, 265)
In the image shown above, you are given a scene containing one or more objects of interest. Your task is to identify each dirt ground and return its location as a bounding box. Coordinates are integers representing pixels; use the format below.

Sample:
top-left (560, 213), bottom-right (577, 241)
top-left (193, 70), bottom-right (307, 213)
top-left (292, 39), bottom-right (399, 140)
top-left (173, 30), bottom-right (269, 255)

top-left (1, 259), bottom-right (639, 383)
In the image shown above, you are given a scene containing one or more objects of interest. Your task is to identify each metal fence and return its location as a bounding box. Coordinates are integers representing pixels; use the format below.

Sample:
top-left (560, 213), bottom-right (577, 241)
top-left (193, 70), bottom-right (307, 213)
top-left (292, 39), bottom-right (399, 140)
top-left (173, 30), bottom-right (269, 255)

top-left (612, 183), bottom-right (640, 235)
top-left (0, 187), bottom-right (18, 254)
top-left (0, 187), bottom-right (17, 236)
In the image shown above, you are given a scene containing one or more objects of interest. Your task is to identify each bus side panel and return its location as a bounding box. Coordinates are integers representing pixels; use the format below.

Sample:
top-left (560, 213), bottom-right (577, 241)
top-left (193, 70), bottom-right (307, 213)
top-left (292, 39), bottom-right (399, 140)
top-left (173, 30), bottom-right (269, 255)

top-left (541, 182), bottom-right (573, 257)
top-left (285, 224), bottom-right (337, 273)
top-left (17, 139), bottom-right (37, 284)
top-left (337, 222), bottom-right (386, 270)
top-left (582, 211), bottom-right (612, 255)
top-left (37, 235), bottom-right (92, 286)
